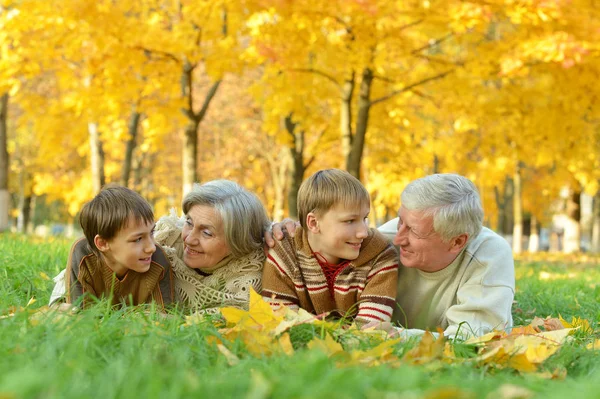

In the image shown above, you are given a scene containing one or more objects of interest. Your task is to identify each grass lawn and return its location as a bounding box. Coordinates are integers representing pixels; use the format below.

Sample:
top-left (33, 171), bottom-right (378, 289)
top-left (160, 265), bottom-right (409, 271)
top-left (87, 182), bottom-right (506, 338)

top-left (1, 233), bottom-right (599, 398)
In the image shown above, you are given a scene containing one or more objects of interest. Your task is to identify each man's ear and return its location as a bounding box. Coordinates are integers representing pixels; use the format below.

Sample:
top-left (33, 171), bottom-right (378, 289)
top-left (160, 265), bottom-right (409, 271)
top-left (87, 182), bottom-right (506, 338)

top-left (306, 212), bottom-right (320, 234)
top-left (94, 235), bottom-right (110, 253)
top-left (449, 233), bottom-right (468, 253)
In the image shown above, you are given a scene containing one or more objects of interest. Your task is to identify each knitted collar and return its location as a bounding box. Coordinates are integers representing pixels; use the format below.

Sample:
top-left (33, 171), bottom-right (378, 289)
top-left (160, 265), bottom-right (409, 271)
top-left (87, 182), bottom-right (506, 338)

top-left (196, 253), bottom-right (234, 274)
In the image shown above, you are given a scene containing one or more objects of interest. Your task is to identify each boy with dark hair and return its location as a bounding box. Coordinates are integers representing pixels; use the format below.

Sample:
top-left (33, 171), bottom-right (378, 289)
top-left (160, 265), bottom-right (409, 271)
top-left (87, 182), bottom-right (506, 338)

top-left (64, 185), bottom-right (173, 308)
top-left (261, 169), bottom-right (398, 324)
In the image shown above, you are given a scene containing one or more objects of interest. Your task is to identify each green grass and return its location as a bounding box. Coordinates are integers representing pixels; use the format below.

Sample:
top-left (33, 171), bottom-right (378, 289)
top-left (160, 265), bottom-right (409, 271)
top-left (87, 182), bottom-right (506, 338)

top-left (1, 233), bottom-right (600, 398)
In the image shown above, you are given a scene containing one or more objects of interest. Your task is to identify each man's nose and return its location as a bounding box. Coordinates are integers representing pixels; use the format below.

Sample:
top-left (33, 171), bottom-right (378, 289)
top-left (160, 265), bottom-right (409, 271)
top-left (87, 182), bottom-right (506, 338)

top-left (393, 226), bottom-right (408, 246)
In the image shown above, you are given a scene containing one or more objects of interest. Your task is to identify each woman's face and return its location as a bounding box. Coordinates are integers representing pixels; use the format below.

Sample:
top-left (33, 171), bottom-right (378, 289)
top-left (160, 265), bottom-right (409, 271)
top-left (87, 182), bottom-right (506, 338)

top-left (181, 205), bottom-right (231, 271)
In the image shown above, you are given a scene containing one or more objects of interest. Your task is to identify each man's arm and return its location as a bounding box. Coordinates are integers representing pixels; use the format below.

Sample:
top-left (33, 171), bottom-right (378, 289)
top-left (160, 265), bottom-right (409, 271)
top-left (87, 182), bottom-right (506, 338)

top-left (443, 233), bottom-right (515, 339)
top-left (443, 283), bottom-right (514, 338)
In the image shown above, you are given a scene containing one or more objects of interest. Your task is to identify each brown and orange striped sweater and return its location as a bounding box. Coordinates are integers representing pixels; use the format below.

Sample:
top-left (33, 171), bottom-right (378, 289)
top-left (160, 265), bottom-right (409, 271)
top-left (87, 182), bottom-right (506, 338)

top-left (261, 227), bottom-right (399, 323)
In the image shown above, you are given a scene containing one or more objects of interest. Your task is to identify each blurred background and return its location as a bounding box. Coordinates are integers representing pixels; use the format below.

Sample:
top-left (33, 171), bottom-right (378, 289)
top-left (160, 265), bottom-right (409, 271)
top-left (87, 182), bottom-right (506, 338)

top-left (0, 0), bottom-right (598, 253)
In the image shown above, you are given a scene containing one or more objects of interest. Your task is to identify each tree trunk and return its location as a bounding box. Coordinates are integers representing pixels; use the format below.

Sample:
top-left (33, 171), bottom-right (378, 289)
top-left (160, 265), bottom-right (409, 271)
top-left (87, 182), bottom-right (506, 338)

top-left (528, 214), bottom-right (539, 252)
top-left (285, 115), bottom-right (307, 219)
top-left (563, 187), bottom-right (581, 253)
top-left (494, 176), bottom-right (513, 235)
top-left (88, 122), bottom-right (105, 194)
top-left (271, 157), bottom-right (288, 222)
top-left (121, 109), bottom-right (141, 187)
top-left (346, 68), bottom-right (373, 180)
top-left (180, 62), bottom-right (222, 196)
top-left (340, 72), bottom-right (355, 165)
top-left (182, 120), bottom-right (199, 196)
top-left (512, 167), bottom-right (523, 253)
top-left (17, 168), bottom-right (32, 233)
top-left (0, 93), bottom-right (9, 232)
top-left (591, 191), bottom-right (600, 253)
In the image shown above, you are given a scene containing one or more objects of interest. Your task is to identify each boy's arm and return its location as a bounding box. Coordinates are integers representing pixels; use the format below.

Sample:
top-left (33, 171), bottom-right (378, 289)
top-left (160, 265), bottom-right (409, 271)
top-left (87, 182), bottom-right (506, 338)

top-left (356, 245), bottom-right (399, 324)
top-left (261, 244), bottom-right (300, 311)
top-left (65, 239), bottom-right (87, 304)
top-left (153, 245), bottom-right (175, 306)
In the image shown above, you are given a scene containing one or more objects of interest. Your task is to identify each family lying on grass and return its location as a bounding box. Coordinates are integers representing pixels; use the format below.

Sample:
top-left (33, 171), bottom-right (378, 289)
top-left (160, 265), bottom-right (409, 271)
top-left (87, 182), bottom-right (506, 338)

top-left (49, 170), bottom-right (515, 339)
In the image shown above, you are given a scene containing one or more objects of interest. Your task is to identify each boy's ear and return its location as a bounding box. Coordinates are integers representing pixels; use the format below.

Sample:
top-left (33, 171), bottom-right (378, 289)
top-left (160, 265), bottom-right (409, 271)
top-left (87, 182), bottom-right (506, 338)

top-left (94, 235), bottom-right (110, 253)
top-left (306, 212), bottom-right (320, 234)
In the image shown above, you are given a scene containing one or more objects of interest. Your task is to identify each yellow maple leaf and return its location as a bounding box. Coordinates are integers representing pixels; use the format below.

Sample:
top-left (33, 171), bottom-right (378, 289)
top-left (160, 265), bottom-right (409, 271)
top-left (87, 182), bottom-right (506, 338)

top-left (404, 331), bottom-right (445, 365)
top-left (220, 288), bottom-right (283, 330)
top-left (559, 315), bottom-right (593, 334)
top-left (307, 333), bottom-right (344, 356)
top-left (464, 330), bottom-right (506, 345)
top-left (586, 339), bottom-right (600, 350)
top-left (344, 338), bottom-right (401, 367)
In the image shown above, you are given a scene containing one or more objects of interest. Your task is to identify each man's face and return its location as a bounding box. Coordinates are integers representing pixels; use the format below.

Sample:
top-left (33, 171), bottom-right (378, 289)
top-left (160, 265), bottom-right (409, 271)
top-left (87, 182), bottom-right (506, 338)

top-left (392, 206), bottom-right (461, 273)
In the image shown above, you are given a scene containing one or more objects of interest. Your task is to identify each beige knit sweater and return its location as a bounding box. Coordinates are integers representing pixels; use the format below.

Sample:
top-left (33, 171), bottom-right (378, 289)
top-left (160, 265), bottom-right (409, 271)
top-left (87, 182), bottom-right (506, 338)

top-left (154, 212), bottom-right (265, 313)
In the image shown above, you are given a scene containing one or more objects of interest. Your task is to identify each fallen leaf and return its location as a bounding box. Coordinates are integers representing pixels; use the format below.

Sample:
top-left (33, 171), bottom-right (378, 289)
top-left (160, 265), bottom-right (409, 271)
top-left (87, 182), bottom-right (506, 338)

top-left (488, 384), bottom-right (533, 399)
top-left (216, 344), bottom-right (240, 366)
top-left (307, 333), bottom-right (344, 356)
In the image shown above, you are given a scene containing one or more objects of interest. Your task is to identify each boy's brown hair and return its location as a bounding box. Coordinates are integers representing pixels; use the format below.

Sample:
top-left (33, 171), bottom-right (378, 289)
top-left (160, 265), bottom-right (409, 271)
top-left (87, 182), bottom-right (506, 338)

top-left (297, 169), bottom-right (370, 229)
top-left (79, 184), bottom-right (154, 255)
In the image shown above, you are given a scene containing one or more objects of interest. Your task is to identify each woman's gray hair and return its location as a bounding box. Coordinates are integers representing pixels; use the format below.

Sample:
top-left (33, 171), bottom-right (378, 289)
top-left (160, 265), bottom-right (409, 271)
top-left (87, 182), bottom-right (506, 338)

top-left (182, 180), bottom-right (270, 258)
top-left (401, 174), bottom-right (483, 242)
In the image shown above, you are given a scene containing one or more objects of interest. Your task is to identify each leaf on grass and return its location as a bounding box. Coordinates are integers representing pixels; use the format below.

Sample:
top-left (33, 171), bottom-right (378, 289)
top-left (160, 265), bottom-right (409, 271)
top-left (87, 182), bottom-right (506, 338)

top-left (216, 344), bottom-right (240, 366)
top-left (307, 333), bottom-right (344, 356)
top-left (404, 331), bottom-right (445, 365)
top-left (586, 339), bottom-right (600, 350)
top-left (535, 367), bottom-right (567, 380)
top-left (246, 370), bottom-right (272, 399)
top-left (39, 272), bottom-right (51, 281)
top-left (530, 316), bottom-right (564, 331)
top-left (464, 330), bottom-right (506, 345)
top-left (221, 288), bottom-right (283, 330)
top-left (488, 384), bottom-right (534, 399)
top-left (559, 315), bottom-right (593, 334)
top-left (425, 387), bottom-right (474, 399)
top-left (509, 325), bottom-right (540, 336)
top-left (343, 338), bottom-right (401, 367)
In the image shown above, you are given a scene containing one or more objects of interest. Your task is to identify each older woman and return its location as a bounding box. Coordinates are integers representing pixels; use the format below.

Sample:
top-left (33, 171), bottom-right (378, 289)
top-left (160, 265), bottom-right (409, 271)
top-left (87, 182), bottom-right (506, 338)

top-left (154, 180), bottom-right (270, 313)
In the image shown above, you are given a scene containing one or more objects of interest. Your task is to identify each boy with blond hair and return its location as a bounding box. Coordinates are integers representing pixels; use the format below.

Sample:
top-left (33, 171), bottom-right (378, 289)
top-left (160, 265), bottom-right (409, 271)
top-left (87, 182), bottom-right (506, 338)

top-left (261, 169), bottom-right (398, 324)
top-left (63, 185), bottom-right (174, 308)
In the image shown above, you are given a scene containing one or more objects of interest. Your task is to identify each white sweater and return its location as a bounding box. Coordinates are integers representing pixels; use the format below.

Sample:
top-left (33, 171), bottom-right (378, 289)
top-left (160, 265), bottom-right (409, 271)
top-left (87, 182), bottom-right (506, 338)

top-left (378, 219), bottom-right (515, 338)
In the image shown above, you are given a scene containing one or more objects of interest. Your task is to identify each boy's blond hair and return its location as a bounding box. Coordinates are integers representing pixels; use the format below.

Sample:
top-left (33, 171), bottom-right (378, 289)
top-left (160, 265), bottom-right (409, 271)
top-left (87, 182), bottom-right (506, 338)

top-left (79, 184), bottom-right (154, 255)
top-left (297, 169), bottom-right (370, 229)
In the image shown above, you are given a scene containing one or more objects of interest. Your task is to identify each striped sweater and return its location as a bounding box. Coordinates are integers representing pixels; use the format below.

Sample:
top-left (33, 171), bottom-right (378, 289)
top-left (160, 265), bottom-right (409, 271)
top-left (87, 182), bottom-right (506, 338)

top-left (261, 226), bottom-right (399, 323)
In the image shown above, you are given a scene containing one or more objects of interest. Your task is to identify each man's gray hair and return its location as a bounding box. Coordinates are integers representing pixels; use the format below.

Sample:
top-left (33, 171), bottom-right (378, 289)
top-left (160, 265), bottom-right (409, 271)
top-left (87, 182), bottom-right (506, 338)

top-left (183, 180), bottom-right (270, 257)
top-left (401, 174), bottom-right (483, 242)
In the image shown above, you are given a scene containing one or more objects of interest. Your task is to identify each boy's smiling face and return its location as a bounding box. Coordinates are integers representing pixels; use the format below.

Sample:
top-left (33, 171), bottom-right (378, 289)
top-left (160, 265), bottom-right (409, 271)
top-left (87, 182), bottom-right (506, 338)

top-left (95, 217), bottom-right (157, 277)
top-left (306, 202), bottom-right (370, 265)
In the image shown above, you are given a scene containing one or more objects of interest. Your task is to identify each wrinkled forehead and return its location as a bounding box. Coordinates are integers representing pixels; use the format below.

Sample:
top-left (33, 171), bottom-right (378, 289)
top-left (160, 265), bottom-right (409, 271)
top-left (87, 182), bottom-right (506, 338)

top-left (398, 206), bottom-right (434, 225)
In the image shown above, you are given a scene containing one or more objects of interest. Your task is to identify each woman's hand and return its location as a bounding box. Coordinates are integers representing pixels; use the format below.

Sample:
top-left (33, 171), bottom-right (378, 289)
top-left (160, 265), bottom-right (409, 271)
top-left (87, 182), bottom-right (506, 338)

top-left (263, 218), bottom-right (300, 248)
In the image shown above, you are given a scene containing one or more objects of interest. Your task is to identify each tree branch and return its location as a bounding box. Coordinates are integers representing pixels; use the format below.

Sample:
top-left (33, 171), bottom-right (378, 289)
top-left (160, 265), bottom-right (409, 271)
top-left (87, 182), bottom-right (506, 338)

top-left (133, 45), bottom-right (181, 64)
top-left (370, 70), bottom-right (453, 106)
top-left (411, 33), bottom-right (454, 54)
top-left (195, 80), bottom-right (222, 122)
top-left (289, 68), bottom-right (340, 88)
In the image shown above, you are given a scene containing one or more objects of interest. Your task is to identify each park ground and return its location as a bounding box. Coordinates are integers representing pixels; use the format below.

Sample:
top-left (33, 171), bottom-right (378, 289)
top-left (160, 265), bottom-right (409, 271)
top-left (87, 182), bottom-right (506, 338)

top-left (1, 234), bottom-right (600, 399)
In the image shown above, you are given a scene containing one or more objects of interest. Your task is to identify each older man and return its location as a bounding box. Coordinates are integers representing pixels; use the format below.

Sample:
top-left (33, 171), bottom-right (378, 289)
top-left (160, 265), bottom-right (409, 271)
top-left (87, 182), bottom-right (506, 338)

top-left (269, 173), bottom-right (515, 338)
top-left (377, 174), bottom-right (514, 338)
